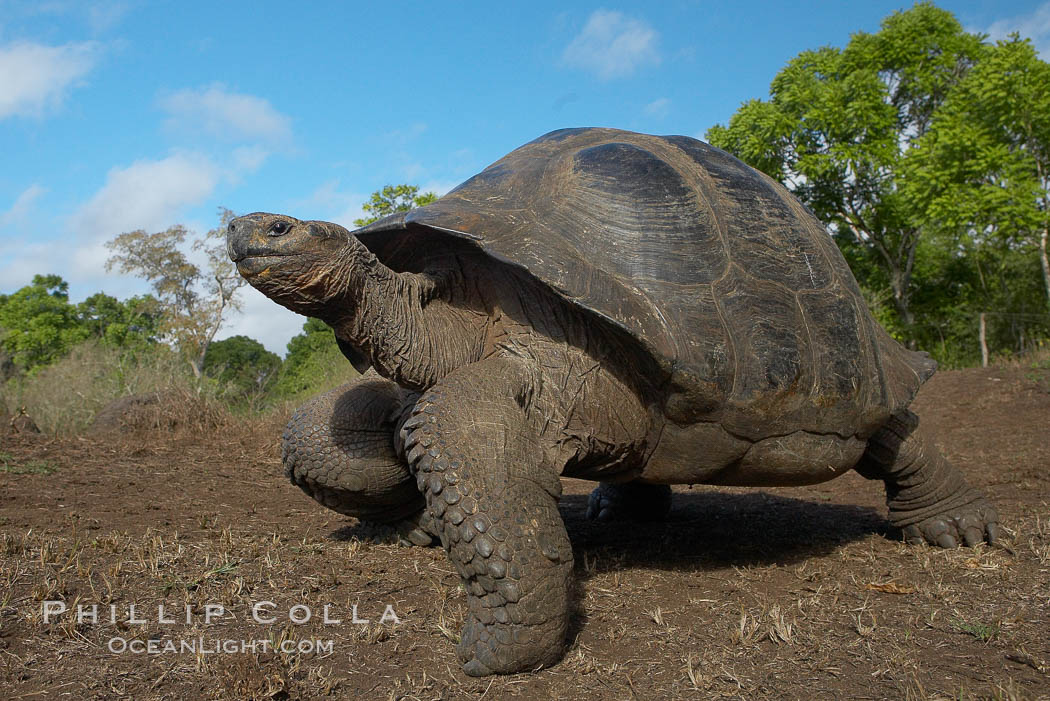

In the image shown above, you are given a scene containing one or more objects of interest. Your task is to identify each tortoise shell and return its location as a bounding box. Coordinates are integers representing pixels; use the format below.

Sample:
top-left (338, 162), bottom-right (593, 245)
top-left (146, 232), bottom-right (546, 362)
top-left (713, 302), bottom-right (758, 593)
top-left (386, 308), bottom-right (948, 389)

top-left (354, 128), bottom-right (934, 441)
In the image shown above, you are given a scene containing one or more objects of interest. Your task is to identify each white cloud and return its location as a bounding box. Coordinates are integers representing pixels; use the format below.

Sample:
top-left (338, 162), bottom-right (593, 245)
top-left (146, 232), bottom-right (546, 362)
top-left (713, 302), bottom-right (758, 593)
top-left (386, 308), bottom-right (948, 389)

top-left (231, 145), bottom-right (269, 173)
top-left (384, 122), bottom-right (428, 145)
top-left (295, 179), bottom-right (368, 228)
top-left (0, 240), bottom-right (57, 291)
top-left (417, 179), bottom-right (457, 199)
top-left (644, 97), bottom-right (671, 119)
top-left (158, 84), bottom-right (293, 144)
top-left (0, 186), bottom-right (54, 292)
top-left (0, 40), bottom-right (100, 119)
top-left (1, 151), bottom-right (211, 306)
top-left (225, 145), bottom-right (271, 185)
top-left (981, 2), bottom-right (1050, 57)
top-left (562, 10), bottom-right (660, 80)
top-left (0, 185), bottom-right (46, 227)
top-left (2, 148), bottom-right (263, 295)
top-left (0, 235), bottom-right (144, 302)
top-left (69, 152), bottom-right (220, 240)
top-left (87, 1), bottom-right (132, 33)
top-left (0, 149), bottom-right (293, 350)
top-left (2, 1), bottom-right (132, 33)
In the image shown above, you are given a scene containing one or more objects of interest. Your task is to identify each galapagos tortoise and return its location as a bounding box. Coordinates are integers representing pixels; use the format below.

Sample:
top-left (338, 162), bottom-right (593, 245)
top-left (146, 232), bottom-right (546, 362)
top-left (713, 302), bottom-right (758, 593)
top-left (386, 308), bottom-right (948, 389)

top-left (226, 128), bottom-right (999, 676)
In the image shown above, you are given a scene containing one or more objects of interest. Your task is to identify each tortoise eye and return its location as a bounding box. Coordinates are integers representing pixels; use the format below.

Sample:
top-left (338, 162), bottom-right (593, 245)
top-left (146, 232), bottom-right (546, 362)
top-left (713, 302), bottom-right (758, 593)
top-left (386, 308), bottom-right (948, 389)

top-left (269, 221), bottom-right (290, 236)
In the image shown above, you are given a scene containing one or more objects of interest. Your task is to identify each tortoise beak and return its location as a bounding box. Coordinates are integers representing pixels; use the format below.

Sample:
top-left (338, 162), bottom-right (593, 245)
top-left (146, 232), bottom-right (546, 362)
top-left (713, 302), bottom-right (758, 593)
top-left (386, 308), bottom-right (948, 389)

top-left (226, 215), bottom-right (259, 263)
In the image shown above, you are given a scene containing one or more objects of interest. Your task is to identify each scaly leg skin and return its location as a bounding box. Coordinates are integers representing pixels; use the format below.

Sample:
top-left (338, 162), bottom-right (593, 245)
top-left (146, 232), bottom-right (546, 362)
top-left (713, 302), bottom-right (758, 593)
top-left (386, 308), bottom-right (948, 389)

top-left (282, 372), bottom-right (438, 545)
top-left (857, 409), bottom-right (1000, 547)
top-left (401, 357), bottom-right (573, 676)
top-left (586, 481), bottom-right (672, 522)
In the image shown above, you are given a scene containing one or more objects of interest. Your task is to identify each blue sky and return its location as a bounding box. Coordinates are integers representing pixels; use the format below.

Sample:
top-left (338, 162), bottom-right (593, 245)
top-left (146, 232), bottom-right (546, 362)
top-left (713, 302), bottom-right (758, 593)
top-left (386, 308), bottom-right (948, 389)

top-left (2, 0), bottom-right (1048, 354)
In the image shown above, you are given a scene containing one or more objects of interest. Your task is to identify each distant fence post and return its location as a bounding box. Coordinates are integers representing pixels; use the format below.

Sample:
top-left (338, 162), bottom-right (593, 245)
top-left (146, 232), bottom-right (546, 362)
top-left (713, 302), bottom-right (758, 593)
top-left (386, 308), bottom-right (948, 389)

top-left (979, 312), bottom-right (988, 368)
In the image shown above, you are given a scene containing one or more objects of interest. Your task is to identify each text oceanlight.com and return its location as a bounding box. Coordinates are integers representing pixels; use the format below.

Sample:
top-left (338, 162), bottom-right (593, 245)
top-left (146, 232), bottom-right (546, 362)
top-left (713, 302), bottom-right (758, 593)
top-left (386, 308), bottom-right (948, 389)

top-left (107, 637), bottom-right (335, 655)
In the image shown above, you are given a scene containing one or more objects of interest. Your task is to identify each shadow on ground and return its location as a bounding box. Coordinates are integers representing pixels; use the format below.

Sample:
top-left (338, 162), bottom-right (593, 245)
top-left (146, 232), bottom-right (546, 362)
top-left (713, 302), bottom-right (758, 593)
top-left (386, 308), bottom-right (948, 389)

top-left (561, 490), bottom-right (889, 574)
top-left (323, 489), bottom-right (889, 573)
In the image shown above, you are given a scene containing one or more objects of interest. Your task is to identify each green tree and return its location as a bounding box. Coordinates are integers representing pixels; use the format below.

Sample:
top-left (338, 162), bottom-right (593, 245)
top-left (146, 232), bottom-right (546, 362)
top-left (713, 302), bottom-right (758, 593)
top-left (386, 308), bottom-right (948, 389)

top-left (77, 292), bottom-right (162, 348)
top-left (282, 318), bottom-right (338, 372)
top-left (353, 184), bottom-right (437, 227)
top-left (897, 35), bottom-right (1050, 361)
top-left (905, 35), bottom-right (1050, 310)
top-left (272, 317), bottom-right (357, 398)
top-left (202, 335), bottom-right (281, 401)
top-left (707, 2), bottom-right (983, 336)
top-left (0, 275), bottom-right (89, 371)
top-left (106, 208), bottom-right (247, 378)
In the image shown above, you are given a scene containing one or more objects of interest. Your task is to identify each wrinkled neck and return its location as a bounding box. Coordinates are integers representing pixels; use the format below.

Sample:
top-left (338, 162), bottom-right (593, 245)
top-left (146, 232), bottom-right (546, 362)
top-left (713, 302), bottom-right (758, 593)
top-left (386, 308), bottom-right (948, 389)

top-left (326, 249), bottom-right (486, 390)
top-left (312, 245), bottom-right (388, 325)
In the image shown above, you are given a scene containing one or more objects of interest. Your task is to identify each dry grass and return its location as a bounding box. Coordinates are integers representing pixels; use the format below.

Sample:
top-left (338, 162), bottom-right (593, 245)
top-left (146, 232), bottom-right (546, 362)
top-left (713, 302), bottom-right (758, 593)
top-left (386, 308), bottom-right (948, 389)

top-left (0, 341), bottom-right (221, 436)
top-left (0, 338), bottom-right (363, 445)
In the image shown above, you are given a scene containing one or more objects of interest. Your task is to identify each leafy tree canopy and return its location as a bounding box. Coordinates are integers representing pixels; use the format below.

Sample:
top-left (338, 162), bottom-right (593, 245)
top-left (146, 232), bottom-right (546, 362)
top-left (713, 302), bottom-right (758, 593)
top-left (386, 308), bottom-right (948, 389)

top-left (0, 276), bottom-right (165, 373)
top-left (77, 292), bottom-right (162, 348)
top-left (353, 184), bottom-right (437, 227)
top-left (903, 35), bottom-right (1050, 310)
top-left (203, 334), bottom-right (281, 399)
top-left (271, 317), bottom-right (357, 399)
top-left (0, 274), bottom-right (88, 371)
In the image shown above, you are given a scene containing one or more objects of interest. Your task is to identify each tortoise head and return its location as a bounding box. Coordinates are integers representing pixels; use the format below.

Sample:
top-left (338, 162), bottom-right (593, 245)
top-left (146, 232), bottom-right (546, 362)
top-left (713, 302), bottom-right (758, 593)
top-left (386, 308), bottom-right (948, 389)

top-left (227, 212), bottom-right (359, 318)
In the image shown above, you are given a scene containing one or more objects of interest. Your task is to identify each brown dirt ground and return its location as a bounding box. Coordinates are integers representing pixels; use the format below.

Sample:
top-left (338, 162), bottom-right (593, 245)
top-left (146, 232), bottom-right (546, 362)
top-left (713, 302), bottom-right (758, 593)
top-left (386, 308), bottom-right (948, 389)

top-left (1, 367), bottom-right (1048, 700)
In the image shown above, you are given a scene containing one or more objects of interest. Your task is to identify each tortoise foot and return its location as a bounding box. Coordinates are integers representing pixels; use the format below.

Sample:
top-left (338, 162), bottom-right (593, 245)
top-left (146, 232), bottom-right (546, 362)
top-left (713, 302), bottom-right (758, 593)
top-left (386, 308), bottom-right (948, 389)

top-left (858, 410), bottom-right (1002, 550)
top-left (457, 615), bottom-right (564, 676)
top-left (898, 497), bottom-right (1001, 548)
top-left (392, 509), bottom-right (441, 547)
top-left (586, 482), bottom-right (672, 522)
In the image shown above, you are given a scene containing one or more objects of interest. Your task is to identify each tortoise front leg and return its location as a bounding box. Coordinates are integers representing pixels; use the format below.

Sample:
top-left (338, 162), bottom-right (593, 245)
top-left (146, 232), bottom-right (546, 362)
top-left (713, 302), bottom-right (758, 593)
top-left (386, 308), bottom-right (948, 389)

top-left (282, 371), bottom-right (438, 545)
top-left (401, 357), bottom-right (573, 676)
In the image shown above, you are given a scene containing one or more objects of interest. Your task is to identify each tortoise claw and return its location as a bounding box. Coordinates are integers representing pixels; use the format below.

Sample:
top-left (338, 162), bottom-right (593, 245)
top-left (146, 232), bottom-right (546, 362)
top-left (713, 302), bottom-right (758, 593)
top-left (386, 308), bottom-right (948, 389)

top-left (585, 495), bottom-right (615, 522)
top-left (462, 658), bottom-right (494, 677)
top-left (936, 532), bottom-right (958, 549)
top-left (903, 525), bottom-right (925, 545)
top-left (393, 509), bottom-right (441, 547)
top-left (900, 499), bottom-right (1000, 549)
top-left (962, 526), bottom-right (983, 548)
top-left (986, 522), bottom-right (1001, 546)
top-left (586, 489), bottom-right (612, 521)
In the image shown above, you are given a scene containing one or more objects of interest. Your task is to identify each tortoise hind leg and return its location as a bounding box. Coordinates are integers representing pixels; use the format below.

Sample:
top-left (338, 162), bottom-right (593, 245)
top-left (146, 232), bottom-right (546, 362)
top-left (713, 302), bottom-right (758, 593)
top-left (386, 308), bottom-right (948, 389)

top-left (856, 409), bottom-right (1000, 547)
top-left (586, 482), bottom-right (672, 522)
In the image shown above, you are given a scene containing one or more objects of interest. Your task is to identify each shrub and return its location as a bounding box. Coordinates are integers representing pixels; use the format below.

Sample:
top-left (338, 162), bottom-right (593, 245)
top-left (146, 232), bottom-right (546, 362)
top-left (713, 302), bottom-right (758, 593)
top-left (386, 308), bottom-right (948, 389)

top-left (0, 340), bottom-right (226, 436)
